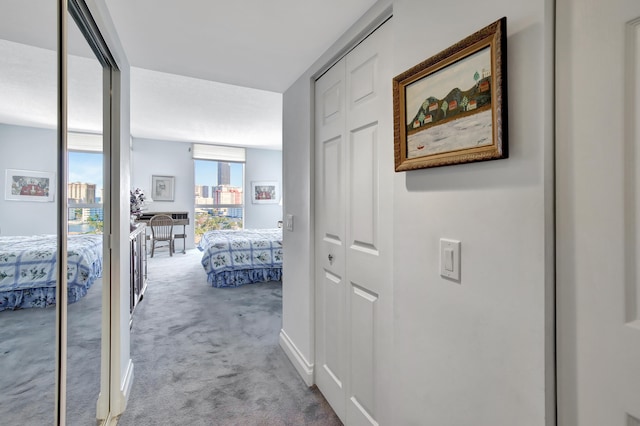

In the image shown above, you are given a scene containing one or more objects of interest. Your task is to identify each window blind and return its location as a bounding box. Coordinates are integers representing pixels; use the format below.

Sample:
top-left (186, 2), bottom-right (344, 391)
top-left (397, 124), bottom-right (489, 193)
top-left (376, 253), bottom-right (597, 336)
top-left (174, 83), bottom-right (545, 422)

top-left (192, 143), bottom-right (245, 162)
top-left (68, 132), bottom-right (102, 152)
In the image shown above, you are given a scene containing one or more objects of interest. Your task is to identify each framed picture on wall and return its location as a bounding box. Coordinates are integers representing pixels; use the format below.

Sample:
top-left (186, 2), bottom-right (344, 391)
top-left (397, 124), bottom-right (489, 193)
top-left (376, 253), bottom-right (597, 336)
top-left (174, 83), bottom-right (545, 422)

top-left (251, 181), bottom-right (279, 204)
top-left (5, 169), bottom-right (55, 202)
top-left (152, 175), bottom-right (175, 201)
top-left (393, 17), bottom-right (508, 171)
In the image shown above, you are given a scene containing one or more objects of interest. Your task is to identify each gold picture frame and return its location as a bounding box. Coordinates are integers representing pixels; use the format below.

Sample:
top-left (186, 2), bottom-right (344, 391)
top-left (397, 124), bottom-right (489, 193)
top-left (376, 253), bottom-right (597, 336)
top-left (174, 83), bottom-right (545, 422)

top-left (393, 17), bottom-right (508, 171)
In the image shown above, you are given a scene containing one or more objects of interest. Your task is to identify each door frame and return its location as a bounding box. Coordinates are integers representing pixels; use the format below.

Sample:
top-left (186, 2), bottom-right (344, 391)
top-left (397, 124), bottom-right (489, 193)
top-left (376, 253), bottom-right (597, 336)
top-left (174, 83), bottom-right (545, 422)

top-left (55, 1), bottom-right (132, 423)
top-left (555, 0), bottom-right (640, 423)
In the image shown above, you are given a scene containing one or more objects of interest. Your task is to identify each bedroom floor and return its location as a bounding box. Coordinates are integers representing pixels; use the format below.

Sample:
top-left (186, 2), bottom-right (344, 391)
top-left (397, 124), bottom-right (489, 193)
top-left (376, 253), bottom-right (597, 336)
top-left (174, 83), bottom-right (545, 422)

top-left (118, 249), bottom-right (340, 426)
top-left (0, 248), bottom-right (338, 425)
top-left (0, 277), bottom-right (103, 425)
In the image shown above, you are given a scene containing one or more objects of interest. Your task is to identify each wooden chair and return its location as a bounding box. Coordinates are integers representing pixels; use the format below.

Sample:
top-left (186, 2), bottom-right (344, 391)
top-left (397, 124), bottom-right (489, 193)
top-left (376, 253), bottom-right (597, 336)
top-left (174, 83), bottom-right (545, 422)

top-left (149, 214), bottom-right (175, 257)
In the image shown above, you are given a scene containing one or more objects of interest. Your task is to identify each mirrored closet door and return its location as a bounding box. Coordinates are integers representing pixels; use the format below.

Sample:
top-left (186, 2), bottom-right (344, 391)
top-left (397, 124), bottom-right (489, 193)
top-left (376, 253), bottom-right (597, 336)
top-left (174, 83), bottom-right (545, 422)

top-left (0, 1), bottom-right (116, 424)
top-left (0, 1), bottom-right (60, 423)
top-left (65, 6), bottom-right (106, 424)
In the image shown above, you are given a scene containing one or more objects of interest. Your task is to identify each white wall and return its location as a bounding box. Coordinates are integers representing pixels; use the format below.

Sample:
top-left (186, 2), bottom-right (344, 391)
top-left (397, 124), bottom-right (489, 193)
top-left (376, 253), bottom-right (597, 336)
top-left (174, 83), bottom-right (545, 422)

top-left (0, 123), bottom-right (57, 236)
top-left (131, 137), bottom-right (195, 248)
top-left (281, 71), bottom-right (315, 380)
top-left (281, 0), bottom-right (555, 424)
top-left (244, 148), bottom-right (282, 229)
top-left (391, 0), bottom-right (554, 424)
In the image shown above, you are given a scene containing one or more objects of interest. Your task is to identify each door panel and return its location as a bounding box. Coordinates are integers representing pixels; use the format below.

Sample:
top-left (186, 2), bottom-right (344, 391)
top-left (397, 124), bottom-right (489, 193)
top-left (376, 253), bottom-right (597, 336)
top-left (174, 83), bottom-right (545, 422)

top-left (323, 137), bottom-right (344, 244)
top-left (349, 55), bottom-right (377, 107)
top-left (315, 58), bottom-right (347, 418)
top-left (349, 283), bottom-right (377, 424)
top-left (557, 0), bottom-right (640, 424)
top-left (344, 22), bottom-right (392, 426)
top-left (315, 18), bottom-right (392, 426)
top-left (0, 3), bottom-right (58, 421)
top-left (323, 270), bottom-right (345, 387)
top-left (350, 124), bottom-right (378, 255)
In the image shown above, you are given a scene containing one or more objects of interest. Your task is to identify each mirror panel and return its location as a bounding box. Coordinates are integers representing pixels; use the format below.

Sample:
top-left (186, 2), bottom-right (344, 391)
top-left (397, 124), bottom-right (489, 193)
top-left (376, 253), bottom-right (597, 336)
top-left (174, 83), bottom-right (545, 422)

top-left (0, 1), bottom-right (59, 423)
top-left (65, 10), bottom-right (105, 424)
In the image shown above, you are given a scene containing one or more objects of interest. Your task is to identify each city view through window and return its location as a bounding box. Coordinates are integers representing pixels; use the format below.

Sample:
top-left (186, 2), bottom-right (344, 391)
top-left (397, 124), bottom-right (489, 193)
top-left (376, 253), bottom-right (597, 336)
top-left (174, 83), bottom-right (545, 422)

top-left (66, 154), bottom-right (244, 240)
top-left (194, 160), bottom-right (244, 243)
top-left (68, 151), bottom-right (103, 234)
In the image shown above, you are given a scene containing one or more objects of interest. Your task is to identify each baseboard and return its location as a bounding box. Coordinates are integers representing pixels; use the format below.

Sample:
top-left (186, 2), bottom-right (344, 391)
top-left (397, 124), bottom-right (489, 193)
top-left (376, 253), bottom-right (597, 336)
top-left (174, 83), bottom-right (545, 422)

top-left (115, 359), bottom-right (134, 415)
top-left (99, 411), bottom-right (116, 426)
top-left (279, 329), bottom-right (314, 386)
top-left (96, 391), bottom-right (108, 423)
top-left (122, 358), bottom-right (134, 400)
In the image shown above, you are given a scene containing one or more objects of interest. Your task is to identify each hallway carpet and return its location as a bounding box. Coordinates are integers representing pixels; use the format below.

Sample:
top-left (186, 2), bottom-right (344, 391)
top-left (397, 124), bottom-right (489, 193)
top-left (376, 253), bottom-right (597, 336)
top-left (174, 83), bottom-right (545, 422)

top-left (0, 277), bottom-right (102, 426)
top-left (118, 249), bottom-right (340, 426)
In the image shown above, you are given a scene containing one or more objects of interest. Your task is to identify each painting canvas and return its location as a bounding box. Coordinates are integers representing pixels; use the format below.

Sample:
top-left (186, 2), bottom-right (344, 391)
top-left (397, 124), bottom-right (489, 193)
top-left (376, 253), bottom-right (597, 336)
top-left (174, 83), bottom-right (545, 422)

top-left (5, 169), bottom-right (55, 202)
top-left (393, 17), bottom-right (508, 171)
top-left (251, 181), bottom-right (279, 204)
top-left (405, 47), bottom-right (492, 158)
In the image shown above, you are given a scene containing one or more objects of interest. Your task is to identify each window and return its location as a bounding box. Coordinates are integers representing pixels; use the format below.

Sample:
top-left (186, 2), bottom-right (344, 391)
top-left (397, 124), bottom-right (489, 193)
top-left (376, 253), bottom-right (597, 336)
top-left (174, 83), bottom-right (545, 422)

top-left (67, 134), bottom-right (103, 234)
top-left (193, 144), bottom-right (246, 243)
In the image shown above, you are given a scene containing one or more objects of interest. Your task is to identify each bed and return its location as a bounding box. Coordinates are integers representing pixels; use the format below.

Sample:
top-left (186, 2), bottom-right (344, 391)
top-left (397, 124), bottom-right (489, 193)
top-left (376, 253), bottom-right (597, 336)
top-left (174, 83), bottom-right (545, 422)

top-left (0, 234), bottom-right (103, 311)
top-left (198, 228), bottom-right (283, 288)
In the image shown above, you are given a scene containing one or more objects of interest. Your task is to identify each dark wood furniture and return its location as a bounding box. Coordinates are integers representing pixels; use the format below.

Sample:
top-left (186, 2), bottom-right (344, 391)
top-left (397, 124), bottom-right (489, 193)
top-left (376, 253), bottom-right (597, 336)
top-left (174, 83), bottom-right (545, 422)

top-left (130, 223), bottom-right (148, 327)
top-left (137, 211), bottom-right (189, 253)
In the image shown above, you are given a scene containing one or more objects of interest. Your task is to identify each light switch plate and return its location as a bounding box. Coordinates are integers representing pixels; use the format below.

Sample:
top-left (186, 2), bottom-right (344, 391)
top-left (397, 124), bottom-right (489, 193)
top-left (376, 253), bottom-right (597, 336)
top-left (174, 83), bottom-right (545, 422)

top-left (440, 239), bottom-right (461, 281)
top-left (285, 214), bottom-right (294, 231)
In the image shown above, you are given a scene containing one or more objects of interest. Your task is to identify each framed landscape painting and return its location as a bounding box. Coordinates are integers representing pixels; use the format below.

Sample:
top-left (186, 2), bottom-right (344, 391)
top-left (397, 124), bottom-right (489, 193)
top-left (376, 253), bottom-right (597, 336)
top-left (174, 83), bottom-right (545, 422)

top-left (393, 17), bottom-right (508, 171)
top-left (5, 169), bottom-right (55, 202)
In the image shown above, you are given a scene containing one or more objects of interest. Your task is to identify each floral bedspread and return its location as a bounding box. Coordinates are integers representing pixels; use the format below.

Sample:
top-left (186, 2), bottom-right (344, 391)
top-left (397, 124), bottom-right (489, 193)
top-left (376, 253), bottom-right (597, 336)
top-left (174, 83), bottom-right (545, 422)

top-left (198, 228), bottom-right (283, 288)
top-left (0, 234), bottom-right (103, 310)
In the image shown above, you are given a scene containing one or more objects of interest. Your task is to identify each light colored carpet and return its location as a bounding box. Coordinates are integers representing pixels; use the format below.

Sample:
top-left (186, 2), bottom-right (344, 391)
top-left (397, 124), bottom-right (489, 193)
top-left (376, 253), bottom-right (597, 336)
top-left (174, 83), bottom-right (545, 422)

top-left (0, 277), bottom-right (103, 425)
top-left (0, 248), bottom-right (339, 425)
top-left (117, 248), bottom-right (341, 426)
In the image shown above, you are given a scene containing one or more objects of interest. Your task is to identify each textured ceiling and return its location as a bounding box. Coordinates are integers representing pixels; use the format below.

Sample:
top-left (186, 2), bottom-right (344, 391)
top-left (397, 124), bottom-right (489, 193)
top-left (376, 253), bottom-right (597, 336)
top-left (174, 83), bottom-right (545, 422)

top-left (105, 0), bottom-right (377, 92)
top-left (0, 0), bottom-right (377, 149)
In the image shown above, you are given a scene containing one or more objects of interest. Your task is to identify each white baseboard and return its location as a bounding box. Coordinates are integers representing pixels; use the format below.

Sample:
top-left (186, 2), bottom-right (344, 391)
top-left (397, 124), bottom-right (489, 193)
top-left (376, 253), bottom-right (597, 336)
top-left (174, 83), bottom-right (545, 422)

top-left (117, 359), bottom-right (134, 414)
top-left (122, 358), bottom-right (134, 399)
top-left (99, 411), bottom-right (116, 426)
top-left (279, 329), bottom-right (314, 386)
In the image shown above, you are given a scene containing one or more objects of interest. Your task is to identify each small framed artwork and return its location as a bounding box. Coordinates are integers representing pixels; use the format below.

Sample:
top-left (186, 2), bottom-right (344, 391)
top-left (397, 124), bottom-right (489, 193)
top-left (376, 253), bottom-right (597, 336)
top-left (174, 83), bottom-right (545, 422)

top-left (393, 17), bottom-right (508, 171)
top-left (5, 169), bottom-right (55, 202)
top-left (251, 181), bottom-right (279, 204)
top-left (151, 175), bottom-right (175, 201)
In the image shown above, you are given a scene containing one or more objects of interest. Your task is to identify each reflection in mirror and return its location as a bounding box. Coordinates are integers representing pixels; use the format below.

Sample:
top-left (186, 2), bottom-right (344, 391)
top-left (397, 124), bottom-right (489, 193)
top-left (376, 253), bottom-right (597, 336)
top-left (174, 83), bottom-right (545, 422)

top-left (0, 3), bottom-right (106, 423)
top-left (66, 10), bottom-right (104, 424)
top-left (0, 3), bottom-right (59, 424)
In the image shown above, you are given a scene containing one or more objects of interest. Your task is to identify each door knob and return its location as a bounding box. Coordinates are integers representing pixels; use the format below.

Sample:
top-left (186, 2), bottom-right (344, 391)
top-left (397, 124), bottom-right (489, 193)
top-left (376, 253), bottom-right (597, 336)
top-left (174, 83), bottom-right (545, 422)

top-left (328, 254), bottom-right (334, 263)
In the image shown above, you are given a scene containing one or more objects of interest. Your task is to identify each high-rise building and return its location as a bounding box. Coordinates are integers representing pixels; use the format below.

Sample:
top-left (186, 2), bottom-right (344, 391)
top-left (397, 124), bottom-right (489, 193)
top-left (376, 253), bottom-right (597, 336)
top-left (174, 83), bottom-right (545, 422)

top-left (212, 185), bottom-right (242, 205)
top-left (195, 184), bottom-right (209, 198)
top-left (218, 162), bottom-right (231, 186)
top-left (68, 182), bottom-right (96, 204)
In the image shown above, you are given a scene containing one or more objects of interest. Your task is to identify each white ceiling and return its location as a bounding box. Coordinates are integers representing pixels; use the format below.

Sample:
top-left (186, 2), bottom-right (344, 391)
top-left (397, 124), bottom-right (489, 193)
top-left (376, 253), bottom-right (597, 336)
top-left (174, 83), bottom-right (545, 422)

top-left (0, 0), bottom-right (378, 150)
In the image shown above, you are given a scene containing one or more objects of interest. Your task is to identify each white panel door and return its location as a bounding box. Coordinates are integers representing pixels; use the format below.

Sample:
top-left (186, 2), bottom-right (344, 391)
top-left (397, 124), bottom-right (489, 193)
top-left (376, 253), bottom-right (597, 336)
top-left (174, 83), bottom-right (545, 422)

top-left (557, 0), bottom-right (640, 424)
top-left (315, 20), bottom-right (392, 426)
top-left (315, 52), bottom-right (348, 420)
